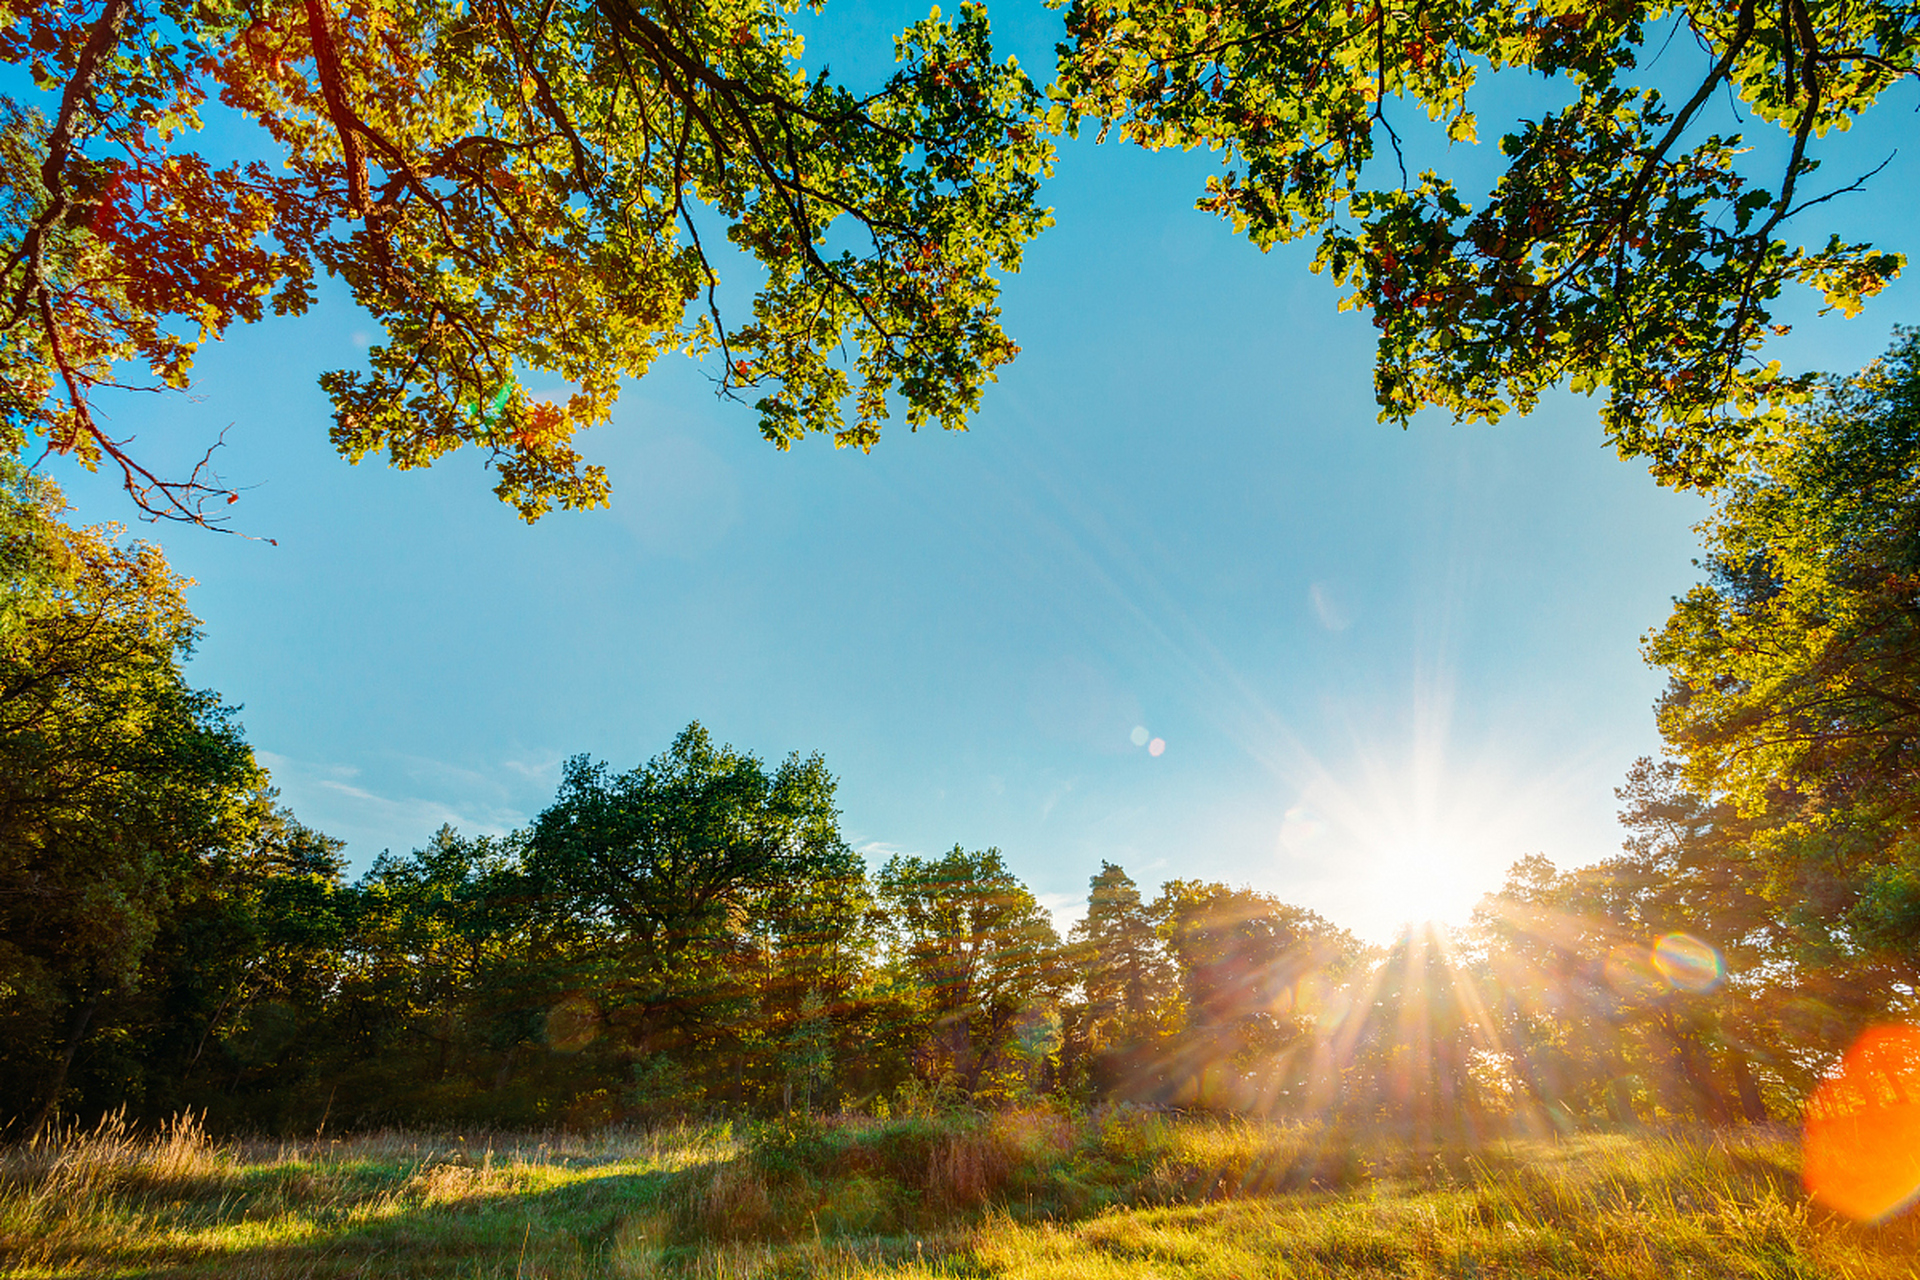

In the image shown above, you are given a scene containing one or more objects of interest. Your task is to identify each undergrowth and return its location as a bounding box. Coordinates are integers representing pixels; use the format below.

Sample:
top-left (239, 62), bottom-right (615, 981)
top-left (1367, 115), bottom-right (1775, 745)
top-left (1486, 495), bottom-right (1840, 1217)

top-left (2, 1109), bottom-right (1914, 1278)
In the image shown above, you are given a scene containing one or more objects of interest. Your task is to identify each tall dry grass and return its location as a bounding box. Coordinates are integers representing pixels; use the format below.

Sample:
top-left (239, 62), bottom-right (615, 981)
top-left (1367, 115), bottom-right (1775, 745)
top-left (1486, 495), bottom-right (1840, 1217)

top-left (0, 1114), bottom-right (735, 1278)
top-left (1, 1109), bottom-right (223, 1219)
top-left (3, 1111), bottom-right (1916, 1278)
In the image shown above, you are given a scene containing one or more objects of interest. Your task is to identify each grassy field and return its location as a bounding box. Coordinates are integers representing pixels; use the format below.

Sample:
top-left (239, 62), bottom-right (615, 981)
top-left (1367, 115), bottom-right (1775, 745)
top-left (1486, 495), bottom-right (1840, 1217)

top-left (3, 1110), bottom-right (1915, 1279)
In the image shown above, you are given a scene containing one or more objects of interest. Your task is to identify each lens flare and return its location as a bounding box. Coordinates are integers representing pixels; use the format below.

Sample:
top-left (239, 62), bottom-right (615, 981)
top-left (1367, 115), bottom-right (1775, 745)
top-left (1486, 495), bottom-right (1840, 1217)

top-left (1603, 943), bottom-right (1665, 999)
top-left (1803, 1024), bottom-right (1920, 1222)
top-left (1130, 725), bottom-right (1149, 746)
top-left (544, 994), bottom-right (602, 1053)
top-left (1650, 933), bottom-right (1723, 993)
top-left (1149, 737), bottom-right (1166, 757)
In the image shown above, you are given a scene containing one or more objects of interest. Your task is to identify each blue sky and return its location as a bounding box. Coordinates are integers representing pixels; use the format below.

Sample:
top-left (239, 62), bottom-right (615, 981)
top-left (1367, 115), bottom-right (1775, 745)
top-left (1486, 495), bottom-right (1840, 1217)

top-left (44, 3), bottom-right (1920, 941)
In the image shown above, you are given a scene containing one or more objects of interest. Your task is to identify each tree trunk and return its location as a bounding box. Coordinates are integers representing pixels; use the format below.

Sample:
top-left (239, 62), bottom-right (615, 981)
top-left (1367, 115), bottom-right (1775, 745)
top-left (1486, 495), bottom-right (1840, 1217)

top-left (1604, 1051), bottom-right (1640, 1125)
top-left (1729, 1048), bottom-right (1769, 1123)
top-left (29, 992), bottom-right (103, 1136)
top-left (1607, 1074), bottom-right (1640, 1125)
top-left (1663, 1022), bottom-right (1732, 1125)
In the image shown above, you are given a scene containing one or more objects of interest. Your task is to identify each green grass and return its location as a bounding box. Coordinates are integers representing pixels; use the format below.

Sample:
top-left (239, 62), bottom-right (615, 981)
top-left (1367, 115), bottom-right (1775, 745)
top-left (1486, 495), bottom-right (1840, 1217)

top-left (3, 1110), bottom-right (1914, 1279)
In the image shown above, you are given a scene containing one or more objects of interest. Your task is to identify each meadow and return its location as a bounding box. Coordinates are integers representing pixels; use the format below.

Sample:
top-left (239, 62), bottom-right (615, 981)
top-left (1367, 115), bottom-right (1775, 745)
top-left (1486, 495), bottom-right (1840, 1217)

top-left (3, 1110), bottom-right (1915, 1280)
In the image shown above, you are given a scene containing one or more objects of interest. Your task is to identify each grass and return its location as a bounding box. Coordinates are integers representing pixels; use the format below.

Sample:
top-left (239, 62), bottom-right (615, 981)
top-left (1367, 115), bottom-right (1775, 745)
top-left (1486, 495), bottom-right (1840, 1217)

top-left (2, 1110), bottom-right (1915, 1279)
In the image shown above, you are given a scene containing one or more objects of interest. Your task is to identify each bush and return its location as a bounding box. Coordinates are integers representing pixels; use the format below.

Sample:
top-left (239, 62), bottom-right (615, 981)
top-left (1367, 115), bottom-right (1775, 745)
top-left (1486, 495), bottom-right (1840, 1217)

top-left (747, 1113), bottom-right (839, 1183)
top-left (681, 1160), bottom-right (775, 1240)
top-left (928, 1127), bottom-right (1011, 1209)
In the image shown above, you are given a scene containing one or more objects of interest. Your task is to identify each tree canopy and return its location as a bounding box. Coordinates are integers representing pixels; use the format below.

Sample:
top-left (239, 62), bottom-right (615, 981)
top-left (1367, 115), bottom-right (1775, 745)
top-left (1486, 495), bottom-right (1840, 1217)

top-left (1647, 328), bottom-right (1920, 987)
top-left (876, 845), bottom-right (1063, 1095)
top-left (524, 728), bottom-right (863, 1072)
top-left (4, 0), bottom-right (1913, 525)
top-left (0, 466), bottom-right (261, 1130)
top-left (1053, 0), bottom-right (1914, 486)
top-left (2, 0), bottom-right (1051, 523)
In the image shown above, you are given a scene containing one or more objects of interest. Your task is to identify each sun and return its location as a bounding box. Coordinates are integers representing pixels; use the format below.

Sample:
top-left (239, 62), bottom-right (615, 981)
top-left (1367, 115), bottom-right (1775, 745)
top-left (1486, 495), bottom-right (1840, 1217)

top-left (1365, 838), bottom-right (1481, 934)
top-left (1272, 732), bottom-right (1575, 942)
top-left (1258, 657), bottom-right (1600, 943)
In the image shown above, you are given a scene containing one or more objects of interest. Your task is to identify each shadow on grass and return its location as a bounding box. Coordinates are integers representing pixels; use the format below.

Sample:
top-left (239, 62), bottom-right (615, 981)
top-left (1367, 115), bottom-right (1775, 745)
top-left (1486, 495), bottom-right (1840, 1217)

top-left (39, 1165), bottom-right (690, 1280)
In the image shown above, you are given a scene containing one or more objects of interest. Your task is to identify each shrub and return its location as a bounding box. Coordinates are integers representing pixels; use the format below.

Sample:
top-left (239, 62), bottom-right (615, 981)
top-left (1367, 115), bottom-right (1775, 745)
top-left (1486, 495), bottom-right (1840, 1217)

top-left (928, 1127), bottom-right (1012, 1209)
top-left (679, 1160), bottom-right (776, 1240)
top-left (747, 1113), bottom-right (839, 1183)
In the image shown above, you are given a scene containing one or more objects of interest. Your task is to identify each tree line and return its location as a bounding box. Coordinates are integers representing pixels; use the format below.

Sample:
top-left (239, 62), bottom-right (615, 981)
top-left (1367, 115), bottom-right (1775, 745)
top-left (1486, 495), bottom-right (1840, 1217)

top-left (5, 332), bottom-right (1920, 1137)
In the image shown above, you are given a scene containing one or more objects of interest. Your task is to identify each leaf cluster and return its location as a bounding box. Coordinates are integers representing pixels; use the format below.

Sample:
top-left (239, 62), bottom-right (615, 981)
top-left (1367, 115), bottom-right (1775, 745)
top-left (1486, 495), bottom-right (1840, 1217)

top-left (1050, 0), bottom-right (1915, 484)
top-left (3, 0), bottom-right (1054, 522)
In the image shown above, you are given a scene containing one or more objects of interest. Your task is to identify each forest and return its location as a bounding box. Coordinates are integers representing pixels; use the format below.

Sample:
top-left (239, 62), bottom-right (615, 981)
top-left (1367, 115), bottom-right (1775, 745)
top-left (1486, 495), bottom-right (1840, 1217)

top-left (3, 337), bottom-right (1917, 1150)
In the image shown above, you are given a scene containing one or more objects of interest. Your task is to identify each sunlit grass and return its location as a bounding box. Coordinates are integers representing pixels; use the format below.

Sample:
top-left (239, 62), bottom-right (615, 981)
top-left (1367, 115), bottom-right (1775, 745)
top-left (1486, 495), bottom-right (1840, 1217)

top-left (3, 1111), bottom-right (1915, 1278)
top-left (0, 1112), bottom-right (736, 1278)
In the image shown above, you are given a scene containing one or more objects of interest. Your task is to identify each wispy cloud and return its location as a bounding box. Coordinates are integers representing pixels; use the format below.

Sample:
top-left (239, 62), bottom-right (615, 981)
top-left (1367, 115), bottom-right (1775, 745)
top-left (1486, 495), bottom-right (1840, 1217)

top-left (502, 754), bottom-right (566, 786)
top-left (852, 838), bottom-right (922, 870)
top-left (1308, 582), bottom-right (1352, 632)
top-left (254, 749), bottom-right (543, 869)
top-left (1038, 779), bottom-right (1075, 822)
top-left (1036, 892), bottom-right (1087, 937)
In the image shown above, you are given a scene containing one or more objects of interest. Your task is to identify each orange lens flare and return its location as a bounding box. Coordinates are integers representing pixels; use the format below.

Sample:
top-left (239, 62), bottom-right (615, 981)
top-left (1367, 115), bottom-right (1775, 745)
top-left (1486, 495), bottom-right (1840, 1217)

top-left (1803, 1024), bottom-right (1920, 1221)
